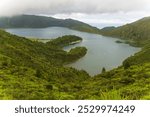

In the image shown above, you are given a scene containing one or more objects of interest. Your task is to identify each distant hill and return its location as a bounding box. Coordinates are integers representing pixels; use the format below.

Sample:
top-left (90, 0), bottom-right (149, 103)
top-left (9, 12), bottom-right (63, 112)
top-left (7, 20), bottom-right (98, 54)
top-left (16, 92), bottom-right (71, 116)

top-left (101, 26), bottom-right (116, 31)
top-left (0, 15), bottom-right (100, 34)
top-left (101, 17), bottom-right (150, 46)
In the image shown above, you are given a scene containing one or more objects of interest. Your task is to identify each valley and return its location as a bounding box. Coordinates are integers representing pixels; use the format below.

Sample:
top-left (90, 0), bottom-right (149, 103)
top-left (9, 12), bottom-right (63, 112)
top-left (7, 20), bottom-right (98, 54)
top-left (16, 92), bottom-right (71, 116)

top-left (6, 27), bottom-right (140, 76)
top-left (0, 15), bottom-right (150, 99)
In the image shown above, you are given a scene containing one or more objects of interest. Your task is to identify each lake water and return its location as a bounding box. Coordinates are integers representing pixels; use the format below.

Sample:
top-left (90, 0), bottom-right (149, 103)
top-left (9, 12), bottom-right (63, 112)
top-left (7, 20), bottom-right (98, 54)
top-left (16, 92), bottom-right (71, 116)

top-left (6, 27), bottom-right (140, 76)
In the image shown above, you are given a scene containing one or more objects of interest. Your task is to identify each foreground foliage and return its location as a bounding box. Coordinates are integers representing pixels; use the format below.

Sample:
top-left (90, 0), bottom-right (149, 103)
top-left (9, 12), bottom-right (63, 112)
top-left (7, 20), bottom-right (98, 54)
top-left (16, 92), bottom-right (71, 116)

top-left (0, 30), bottom-right (89, 99)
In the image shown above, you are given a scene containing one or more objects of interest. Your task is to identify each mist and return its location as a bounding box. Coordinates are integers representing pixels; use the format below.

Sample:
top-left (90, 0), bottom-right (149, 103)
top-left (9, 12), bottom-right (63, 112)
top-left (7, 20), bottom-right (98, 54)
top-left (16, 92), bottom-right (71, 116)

top-left (0, 0), bottom-right (149, 16)
top-left (0, 0), bottom-right (149, 27)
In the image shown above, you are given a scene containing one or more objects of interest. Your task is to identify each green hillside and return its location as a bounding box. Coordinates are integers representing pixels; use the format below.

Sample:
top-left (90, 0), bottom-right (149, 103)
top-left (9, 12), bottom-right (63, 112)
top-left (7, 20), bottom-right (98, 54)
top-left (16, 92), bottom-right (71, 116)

top-left (0, 30), bottom-right (89, 99)
top-left (101, 17), bottom-right (150, 46)
top-left (0, 16), bottom-right (150, 100)
top-left (0, 15), bottom-right (100, 34)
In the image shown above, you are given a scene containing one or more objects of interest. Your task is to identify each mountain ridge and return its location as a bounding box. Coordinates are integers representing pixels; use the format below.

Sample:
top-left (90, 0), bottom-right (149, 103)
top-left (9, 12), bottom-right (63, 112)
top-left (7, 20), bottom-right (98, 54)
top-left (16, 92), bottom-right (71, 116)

top-left (101, 16), bottom-right (150, 46)
top-left (0, 14), bottom-right (101, 34)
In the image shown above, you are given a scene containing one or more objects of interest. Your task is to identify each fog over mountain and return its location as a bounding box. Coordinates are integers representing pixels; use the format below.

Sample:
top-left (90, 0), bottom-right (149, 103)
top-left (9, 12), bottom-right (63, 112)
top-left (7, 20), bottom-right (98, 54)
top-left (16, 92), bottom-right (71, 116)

top-left (0, 0), bottom-right (150, 28)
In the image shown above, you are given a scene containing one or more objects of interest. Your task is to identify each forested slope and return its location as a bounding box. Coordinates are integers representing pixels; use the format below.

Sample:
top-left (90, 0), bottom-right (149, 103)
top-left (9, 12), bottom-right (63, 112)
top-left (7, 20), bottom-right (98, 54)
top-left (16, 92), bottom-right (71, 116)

top-left (0, 30), bottom-right (89, 99)
top-left (101, 17), bottom-right (150, 46)
top-left (0, 15), bottom-right (100, 34)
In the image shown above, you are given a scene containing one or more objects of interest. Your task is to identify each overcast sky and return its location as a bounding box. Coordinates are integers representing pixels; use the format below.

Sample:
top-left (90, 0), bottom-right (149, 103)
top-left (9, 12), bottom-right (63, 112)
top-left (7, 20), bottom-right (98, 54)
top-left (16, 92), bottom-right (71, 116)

top-left (0, 0), bottom-right (150, 28)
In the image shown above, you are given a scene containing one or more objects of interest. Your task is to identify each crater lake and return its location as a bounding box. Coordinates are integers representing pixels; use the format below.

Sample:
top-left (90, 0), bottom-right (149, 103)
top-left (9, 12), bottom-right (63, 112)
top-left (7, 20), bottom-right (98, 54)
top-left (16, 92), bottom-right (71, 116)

top-left (6, 27), bottom-right (140, 76)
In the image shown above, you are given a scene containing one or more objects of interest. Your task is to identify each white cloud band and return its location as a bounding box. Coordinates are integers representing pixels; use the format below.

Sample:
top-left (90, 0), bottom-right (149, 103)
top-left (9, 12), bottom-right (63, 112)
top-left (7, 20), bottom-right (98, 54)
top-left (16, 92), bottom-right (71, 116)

top-left (0, 0), bottom-right (149, 16)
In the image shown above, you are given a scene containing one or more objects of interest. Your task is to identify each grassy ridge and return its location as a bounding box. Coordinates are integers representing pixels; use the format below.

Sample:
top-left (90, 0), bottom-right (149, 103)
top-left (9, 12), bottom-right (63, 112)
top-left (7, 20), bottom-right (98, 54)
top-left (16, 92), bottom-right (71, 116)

top-left (101, 17), bottom-right (150, 46)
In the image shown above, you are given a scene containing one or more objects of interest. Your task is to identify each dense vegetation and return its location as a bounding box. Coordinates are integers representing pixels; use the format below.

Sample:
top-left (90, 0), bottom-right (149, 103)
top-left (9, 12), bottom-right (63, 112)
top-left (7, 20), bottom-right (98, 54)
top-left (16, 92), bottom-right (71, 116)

top-left (67, 47), bottom-right (87, 62)
top-left (0, 16), bottom-right (150, 100)
top-left (82, 62), bottom-right (150, 99)
top-left (0, 15), bottom-right (100, 34)
top-left (0, 31), bottom-right (89, 99)
top-left (46, 35), bottom-right (82, 48)
top-left (101, 17), bottom-right (150, 46)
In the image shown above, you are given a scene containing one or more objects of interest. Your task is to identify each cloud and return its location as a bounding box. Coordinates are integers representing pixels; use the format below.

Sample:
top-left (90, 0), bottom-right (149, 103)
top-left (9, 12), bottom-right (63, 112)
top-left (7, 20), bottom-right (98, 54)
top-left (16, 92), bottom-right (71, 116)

top-left (0, 0), bottom-right (149, 28)
top-left (0, 0), bottom-right (149, 16)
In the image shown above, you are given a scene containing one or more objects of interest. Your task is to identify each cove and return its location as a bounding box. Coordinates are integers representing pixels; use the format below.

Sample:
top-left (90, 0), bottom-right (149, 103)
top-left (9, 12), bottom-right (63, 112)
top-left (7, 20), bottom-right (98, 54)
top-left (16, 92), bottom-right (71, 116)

top-left (6, 27), bottom-right (140, 76)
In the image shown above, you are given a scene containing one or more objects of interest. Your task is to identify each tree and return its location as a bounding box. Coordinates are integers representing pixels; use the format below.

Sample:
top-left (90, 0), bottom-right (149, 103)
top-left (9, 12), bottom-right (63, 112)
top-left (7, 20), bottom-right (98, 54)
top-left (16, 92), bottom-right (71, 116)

top-left (102, 67), bottom-right (106, 73)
